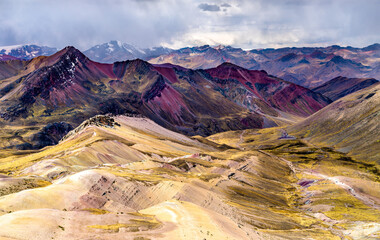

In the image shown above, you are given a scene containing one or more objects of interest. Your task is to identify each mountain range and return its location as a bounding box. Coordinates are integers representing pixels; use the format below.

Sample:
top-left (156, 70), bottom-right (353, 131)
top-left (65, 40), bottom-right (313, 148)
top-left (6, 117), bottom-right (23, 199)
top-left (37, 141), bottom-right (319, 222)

top-left (0, 46), bottom-right (330, 150)
top-left (2, 41), bottom-right (379, 88)
top-left (149, 44), bottom-right (380, 88)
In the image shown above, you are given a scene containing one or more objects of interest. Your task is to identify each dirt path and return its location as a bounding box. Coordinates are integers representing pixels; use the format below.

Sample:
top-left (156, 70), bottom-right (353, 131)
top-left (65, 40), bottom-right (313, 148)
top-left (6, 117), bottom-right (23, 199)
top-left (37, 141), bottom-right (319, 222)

top-left (236, 130), bottom-right (246, 150)
top-left (305, 170), bottom-right (380, 211)
top-left (264, 148), bottom-right (380, 211)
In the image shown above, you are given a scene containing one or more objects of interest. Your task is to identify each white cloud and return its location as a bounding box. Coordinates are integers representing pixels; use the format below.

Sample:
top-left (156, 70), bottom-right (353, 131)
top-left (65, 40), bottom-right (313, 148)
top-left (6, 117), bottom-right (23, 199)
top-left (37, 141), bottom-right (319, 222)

top-left (0, 0), bottom-right (379, 49)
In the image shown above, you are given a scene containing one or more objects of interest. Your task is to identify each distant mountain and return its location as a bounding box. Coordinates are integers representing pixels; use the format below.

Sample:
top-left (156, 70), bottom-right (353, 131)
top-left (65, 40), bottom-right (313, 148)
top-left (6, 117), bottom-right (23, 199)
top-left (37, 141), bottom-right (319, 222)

top-left (0, 44), bottom-right (57, 60)
top-left (312, 76), bottom-right (379, 101)
top-left (0, 46), bottom-right (329, 149)
top-left (362, 43), bottom-right (380, 51)
top-left (84, 40), bottom-right (173, 63)
top-left (150, 45), bottom-right (258, 69)
top-left (290, 82), bottom-right (380, 163)
top-left (149, 44), bottom-right (380, 87)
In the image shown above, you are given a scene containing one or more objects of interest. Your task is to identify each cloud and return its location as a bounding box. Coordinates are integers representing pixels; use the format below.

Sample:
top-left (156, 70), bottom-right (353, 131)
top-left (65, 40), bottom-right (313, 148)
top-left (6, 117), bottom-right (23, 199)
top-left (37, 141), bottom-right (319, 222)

top-left (0, 0), bottom-right (379, 50)
top-left (198, 3), bottom-right (221, 12)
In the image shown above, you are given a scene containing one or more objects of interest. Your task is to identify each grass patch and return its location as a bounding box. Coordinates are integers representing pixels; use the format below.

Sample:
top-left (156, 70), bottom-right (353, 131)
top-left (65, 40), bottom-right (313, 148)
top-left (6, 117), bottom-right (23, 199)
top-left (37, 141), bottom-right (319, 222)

top-left (88, 218), bottom-right (160, 232)
top-left (81, 208), bottom-right (110, 215)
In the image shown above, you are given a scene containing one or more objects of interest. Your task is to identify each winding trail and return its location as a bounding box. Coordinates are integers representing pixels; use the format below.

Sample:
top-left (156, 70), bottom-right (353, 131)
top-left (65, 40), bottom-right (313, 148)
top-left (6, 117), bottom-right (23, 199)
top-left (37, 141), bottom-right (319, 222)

top-left (236, 130), bottom-right (246, 150)
top-left (279, 152), bottom-right (380, 211)
top-left (305, 170), bottom-right (380, 211)
top-left (262, 146), bottom-right (380, 210)
top-left (271, 153), bottom-right (377, 239)
top-left (267, 134), bottom-right (380, 211)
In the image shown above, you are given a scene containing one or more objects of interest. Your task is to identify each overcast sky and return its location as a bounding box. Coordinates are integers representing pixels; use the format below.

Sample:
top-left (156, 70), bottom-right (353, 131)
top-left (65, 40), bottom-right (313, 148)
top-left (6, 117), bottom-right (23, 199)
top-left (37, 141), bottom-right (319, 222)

top-left (0, 0), bottom-right (379, 50)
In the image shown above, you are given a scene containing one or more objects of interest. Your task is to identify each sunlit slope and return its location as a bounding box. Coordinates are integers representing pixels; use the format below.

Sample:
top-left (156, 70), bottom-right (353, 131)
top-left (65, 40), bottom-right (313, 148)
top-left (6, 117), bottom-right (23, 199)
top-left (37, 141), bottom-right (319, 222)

top-left (0, 115), bottom-right (345, 240)
top-left (0, 115), bottom-right (215, 173)
top-left (289, 82), bottom-right (380, 164)
top-left (208, 127), bottom-right (380, 240)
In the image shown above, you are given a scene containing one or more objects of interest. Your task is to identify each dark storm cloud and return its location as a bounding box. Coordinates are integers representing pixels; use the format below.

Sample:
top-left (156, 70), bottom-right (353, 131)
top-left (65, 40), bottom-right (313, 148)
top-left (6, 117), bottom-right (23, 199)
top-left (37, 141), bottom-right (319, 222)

top-left (198, 3), bottom-right (221, 11)
top-left (0, 0), bottom-right (379, 50)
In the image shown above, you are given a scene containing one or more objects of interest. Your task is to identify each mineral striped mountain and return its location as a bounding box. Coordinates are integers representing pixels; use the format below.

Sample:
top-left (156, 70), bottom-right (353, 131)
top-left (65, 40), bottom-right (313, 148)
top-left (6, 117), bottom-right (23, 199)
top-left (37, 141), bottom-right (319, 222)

top-left (0, 46), bottom-right (330, 150)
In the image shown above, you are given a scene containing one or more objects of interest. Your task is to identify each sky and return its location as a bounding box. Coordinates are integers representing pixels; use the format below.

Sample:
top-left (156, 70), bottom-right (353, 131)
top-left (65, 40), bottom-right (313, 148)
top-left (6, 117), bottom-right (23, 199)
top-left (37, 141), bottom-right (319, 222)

top-left (0, 0), bottom-right (379, 50)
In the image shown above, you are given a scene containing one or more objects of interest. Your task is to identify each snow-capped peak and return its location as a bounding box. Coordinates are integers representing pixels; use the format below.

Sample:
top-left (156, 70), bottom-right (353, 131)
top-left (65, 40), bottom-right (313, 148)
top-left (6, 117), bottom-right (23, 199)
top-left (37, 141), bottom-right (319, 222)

top-left (0, 44), bottom-right (58, 59)
top-left (0, 44), bottom-right (23, 54)
top-left (83, 41), bottom-right (173, 63)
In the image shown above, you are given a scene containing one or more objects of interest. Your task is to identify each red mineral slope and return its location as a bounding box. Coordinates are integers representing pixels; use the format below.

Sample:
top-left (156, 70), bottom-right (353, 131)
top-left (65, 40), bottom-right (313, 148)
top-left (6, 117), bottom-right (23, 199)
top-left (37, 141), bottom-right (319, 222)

top-left (205, 62), bottom-right (331, 117)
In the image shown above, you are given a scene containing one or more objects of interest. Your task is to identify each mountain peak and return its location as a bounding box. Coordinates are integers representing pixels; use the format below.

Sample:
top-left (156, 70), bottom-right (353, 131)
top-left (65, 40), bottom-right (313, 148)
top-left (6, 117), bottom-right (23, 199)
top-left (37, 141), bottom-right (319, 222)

top-left (54, 46), bottom-right (87, 62)
top-left (213, 45), bottom-right (239, 51)
top-left (279, 53), bottom-right (299, 62)
top-left (128, 58), bottom-right (154, 71)
top-left (214, 44), bottom-right (225, 50)
top-left (61, 46), bottom-right (82, 54)
top-left (310, 50), bottom-right (328, 59)
top-left (330, 55), bottom-right (347, 64)
top-left (108, 40), bottom-right (123, 47)
top-left (216, 62), bottom-right (243, 69)
top-left (362, 43), bottom-right (380, 51)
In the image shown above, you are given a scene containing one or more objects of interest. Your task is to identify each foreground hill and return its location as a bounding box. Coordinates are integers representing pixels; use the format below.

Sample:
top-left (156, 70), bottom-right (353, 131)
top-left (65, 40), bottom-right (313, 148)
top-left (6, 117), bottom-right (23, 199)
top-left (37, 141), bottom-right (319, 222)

top-left (0, 115), bottom-right (379, 239)
top-left (312, 76), bottom-right (379, 101)
top-left (149, 44), bottom-right (380, 87)
top-left (0, 46), bottom-right (329, 150)
top-left (290, 82), bottom-right (380, 164)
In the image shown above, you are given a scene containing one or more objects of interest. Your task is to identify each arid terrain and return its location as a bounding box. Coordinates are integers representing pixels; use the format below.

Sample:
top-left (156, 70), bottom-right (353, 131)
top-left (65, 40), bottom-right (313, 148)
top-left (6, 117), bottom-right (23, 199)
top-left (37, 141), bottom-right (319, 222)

top-left (0, 104), bottom-right (379, 239)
